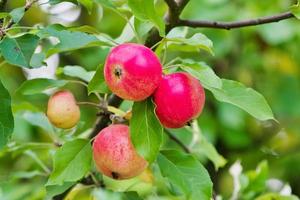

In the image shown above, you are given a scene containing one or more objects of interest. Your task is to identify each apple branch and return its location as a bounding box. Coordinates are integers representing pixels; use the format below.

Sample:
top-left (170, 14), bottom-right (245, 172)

top-left (178, 11), bottom-right (295, 30)
top-left (5, 0), bottom-right (39, 29)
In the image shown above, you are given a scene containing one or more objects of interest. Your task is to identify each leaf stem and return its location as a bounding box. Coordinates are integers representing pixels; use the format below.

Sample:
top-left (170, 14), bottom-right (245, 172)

top-left (165, 129), bottom-right (191, 153)
top-left (67, 80), bottom-right (88, 87)
top-left (77, 102), bottom-right (101, 108)
top-left (24, 150), bottom-right (51, 174)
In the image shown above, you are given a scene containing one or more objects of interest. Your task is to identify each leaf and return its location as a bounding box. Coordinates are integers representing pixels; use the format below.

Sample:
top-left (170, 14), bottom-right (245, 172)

top-left (166, 33), bottom-right (214, 55)
top-left (30, 53), bottom-right (46, 68)
top-left (122, 192), bottom-right (142, 200)
top-left (128, 0), bottom-right (165, 36)
top-left (38, 25), bottom-right (111, 56)
top-left (94, 0), bottom-right (117, 9)
top-left (88, 64), bottom-right (110, 94)
top-left (11, 170), bottom-right (45, 179)
top-left (180, 61), bottom-right (274, 121)
top-left (130, 99), bottom-right (163, 163)
top-left (47, 139), bottom-right (92, 185)
top-left (157, 150), bottom-right (213, 200)
top-left (78, 0), bottom-right (94, 13)
top-left (134, 17), bottom-right (154, 39)
top-left (9, 7), bottom-right (25, 23)
top-left (241, 161), bottom-right (269, 194)
top-left (59, 65), bottom-right (95, 82)
top-left (22, 111), bottom-right (53, 133)
top-left (291, 3), bottom-right (300, 19)
top-left (0, 80), bottom-right (14, 149)
top-left (0, 34), bottom-right (39, 68)
top-left (193, 137), bottom-right (227, 170)
top-left (0, 12), bottom-right (9, 19)
top-left (180, 59), bottom-right (222, 89)
top-left (46, 182), bottom-right (75, 199)
top-left (16, 78), bottom-right (67, 95)
top-left (209, 79), bottom-right (274, 121)
top-left (256, 193), bottom-right (299, 200)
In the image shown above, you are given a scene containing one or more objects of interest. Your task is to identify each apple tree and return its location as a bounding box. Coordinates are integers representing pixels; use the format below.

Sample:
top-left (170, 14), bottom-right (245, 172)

top-left (0, 0), bottom-right (300, 199)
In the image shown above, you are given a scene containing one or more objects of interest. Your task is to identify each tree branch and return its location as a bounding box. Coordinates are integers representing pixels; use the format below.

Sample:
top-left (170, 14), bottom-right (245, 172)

top-left (1, 0), bottom-right (38, 38)
top-left (90, 94), bottom-right (123, 138)
top-left (178, 11), bottom-right (295, 30)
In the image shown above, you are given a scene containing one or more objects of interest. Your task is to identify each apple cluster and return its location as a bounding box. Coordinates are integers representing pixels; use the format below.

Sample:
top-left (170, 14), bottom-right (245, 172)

top-left (46, 43), bottom-right (205, 180)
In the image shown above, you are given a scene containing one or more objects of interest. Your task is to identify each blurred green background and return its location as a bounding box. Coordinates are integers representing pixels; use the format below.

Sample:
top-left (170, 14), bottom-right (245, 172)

top-left (0, 0), bottom-right (299, 199)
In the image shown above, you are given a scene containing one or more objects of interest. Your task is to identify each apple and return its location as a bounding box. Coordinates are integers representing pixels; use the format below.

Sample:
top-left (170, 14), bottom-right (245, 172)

top-left (104, 43), bottom-right (162, 101)
top-left (93, 124), bottom-right (148, 180)
top-left (47, 90), bottom-right (80, 129)
top-left (153, 72), bottom-right (205, 128)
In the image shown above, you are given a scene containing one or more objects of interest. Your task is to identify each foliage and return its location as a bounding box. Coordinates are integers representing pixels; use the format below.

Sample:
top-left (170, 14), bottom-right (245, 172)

top-left (0, 0), bottom-right (299, 200)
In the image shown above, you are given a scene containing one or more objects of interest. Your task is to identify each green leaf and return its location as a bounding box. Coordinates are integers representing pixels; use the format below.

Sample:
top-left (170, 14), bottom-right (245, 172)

top-left (16, 78), bottom-right (68, 95)
top-left (291, 3), bottom-right (300, 19)
top-left (0, 80), bottom-right (14, 149)
top-left (30, 53), bottom-right (46, 68)
top-left (21, 111), bottom-right (53, 133)
top-left (134, 17), bottom-right (154, 39)
top-left (94, 0), bottom-right (117, 9)
top-left (0, 34), bottom-right (39, 68)
top-left (9, 7), bottom-right (25, 23)
top-left (128, 0), bottom-right (165, 36)
top-left (122, 192), bottom-right (142, 200)
top-left (78, 0), bottom-right (94, 13)
top-left (0, 12), bottom-right (9, 19)
top-left (88, 64), bottom-right (110, 94)
top-left (59, 65), bottom-right (95, 82)
top-left (46, 182), bottom-right (75, 199)
top-left (130, 99), bottom-right (163, 163)
top-left (193, 136), bottom-right (227, 170)
top-left (47, 139), bottom-right (92, 185)
top-left (180, 59), bottom-right (222, 89)
top-left (209, 79), bottom-right (274, 121)
top-left (38, 25), bottom-right (111, 56)
top-left (180, 61), bottom-right (274, 121)
top-left (157, 150), bottom-right (213, 200)
top-left (166, 33), bottom-right (213, 55)
top-left (241, 161), bottom-right (269, 195)
top-left (256, 193), bottom-right (299, 200)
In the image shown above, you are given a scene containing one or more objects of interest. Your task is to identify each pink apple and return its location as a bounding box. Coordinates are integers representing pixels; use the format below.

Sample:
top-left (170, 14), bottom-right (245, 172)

top-left (93, 124), bottom-right (148, 180)
top-left (153, 72), bottom-right (205, 128)
top-left (104, 43), bottom-right (162, 101)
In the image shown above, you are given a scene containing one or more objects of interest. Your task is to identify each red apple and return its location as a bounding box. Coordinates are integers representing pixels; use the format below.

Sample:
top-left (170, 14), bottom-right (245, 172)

top-left (47, 90), bottom-right (80, 129)
top-left (93, 124), bottom-right (148, 180)
top-left (153, 72), bottom-right (205, 128)
top-left (104, 43), bottom-right (162, 101)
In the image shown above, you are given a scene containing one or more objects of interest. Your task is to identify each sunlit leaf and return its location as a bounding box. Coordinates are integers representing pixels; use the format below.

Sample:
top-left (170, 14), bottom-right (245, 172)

top-left (47, 139), bottom-right (92, 185)
top-left (157, 150), bottom-right (213, 200)
top-left (128, 0), bottom-right (165, 36)
top-left (130, 99), bottom-right (163, 163)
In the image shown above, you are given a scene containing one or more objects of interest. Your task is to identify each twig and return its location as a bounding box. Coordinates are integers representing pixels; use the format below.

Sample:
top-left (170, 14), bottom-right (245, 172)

top-left (165, 129), bottom-right (191, 153)
top-left (178, 11), bottom-right (295, 30)
top-left (2, 0), bottom-right (38, 36)
top-left (77, 102), bottom-right (102, 108)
